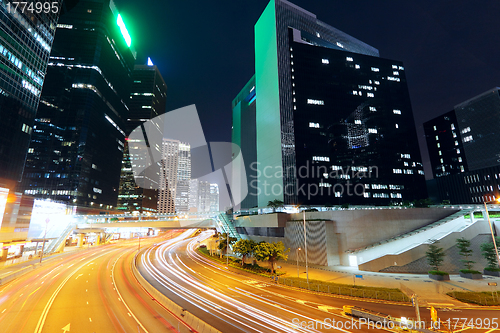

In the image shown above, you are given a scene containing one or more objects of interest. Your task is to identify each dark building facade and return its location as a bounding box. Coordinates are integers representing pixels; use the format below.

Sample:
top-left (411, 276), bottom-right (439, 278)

top-left (117, 60), bottom-right (167, 213)
top-left (233, 0), bottom-right (426, 207)
top-left (424, 88), bottom-right (500, 204)
top-left (20, 0), bottom-right (136, 209)
top-left (0, 0), bottom-right (62, 187)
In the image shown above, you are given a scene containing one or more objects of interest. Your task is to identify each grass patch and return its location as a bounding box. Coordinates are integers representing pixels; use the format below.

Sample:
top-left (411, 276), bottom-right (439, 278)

top-left (447, 291), bottom-right (500, 306)
top-left (197, 248), bottom-right (409, 302)
top-left (428, 270), bottom-right (449, 276)
top-left (278, 276), bottom-right (409, 302)
top-left (459, 269), bottom-right (481, 274)
top-left (485, 267), bottom-right (500, 272)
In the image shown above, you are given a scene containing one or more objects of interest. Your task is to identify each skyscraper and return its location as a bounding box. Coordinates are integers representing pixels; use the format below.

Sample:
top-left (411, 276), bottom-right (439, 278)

top-left (158, 139), bottom-right (179, 213)
top-left (0, 1), bottom-right (62, 187)
top-left (20, 0), bottom-right (136, 209)
top-left (175, 143), bottom-right (191, 213)
top-left (117, 59), bottom-right (167, 213)
top-left (233, 0), bottom-right (426, 207)
top-left (0, 1), bottom-right (63, 249)
top-left (424, 87), bottom-right (500, 203)
top-left (209, 183), bottom-right (220, 212)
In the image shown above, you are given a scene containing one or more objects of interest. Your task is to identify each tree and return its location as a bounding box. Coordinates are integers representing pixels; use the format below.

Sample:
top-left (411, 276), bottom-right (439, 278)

top-left (413, 198), bottom-right (433, 208)
top-left (456, 237), bottom-right (474, 271)
top-left (232, 239), bottom-right (256, 266)
top-left (218, 233), bottom-right (237, 259)
top-left (426, 241), bottom-right (446, 272)
top-left (267, 199), bottom-right (284, 213)
top-left (480, 237), bottom-right (500, 270)
top-left (340, 203), bottom-right (349, 209)
top-left (253, 241), bottom-right (290, 274)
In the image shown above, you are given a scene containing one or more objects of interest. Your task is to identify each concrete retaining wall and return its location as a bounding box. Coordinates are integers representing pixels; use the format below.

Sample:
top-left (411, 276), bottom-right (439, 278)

top-left (359, 219), bottom-right (491, 272)
top-left (131, 254), bottom-right (221, 333)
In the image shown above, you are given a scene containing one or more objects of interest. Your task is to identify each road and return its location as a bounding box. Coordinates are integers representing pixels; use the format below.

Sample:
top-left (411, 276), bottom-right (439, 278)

top-left (0, 232), bottom-right (186, 333)
top-left (138, 230), bottom-right (500, 333)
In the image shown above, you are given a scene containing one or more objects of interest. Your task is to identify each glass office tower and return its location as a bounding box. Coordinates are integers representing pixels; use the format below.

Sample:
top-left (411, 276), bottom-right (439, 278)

top-left (21, 0), bottom-right (136, 208)
top-left (117, 60), bottom-right (167, 213)
top-left (424, 88), bottom-right (500, 204)
top-left (233, 0), bottom-right (426, 206)
top-left (0, 0), bottom-right (62, 186)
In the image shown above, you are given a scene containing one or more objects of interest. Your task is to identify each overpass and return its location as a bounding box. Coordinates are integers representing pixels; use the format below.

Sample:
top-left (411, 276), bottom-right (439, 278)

top-left (74, 212), bottom-right (220, 230)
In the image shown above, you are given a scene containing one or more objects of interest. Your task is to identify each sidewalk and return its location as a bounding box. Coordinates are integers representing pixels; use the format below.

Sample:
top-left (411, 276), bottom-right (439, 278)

top-left (276, 261), bottom-right (500, 307)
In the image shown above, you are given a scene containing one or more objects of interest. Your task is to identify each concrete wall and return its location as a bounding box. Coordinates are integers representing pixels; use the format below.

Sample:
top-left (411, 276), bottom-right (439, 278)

top-left (236, 208), bottom-right (460, 268)
top-left (358, 219), bottom-right (491, 272)
top-left (234, 213), bottom-right (290, 228)
top-left (289, 208), bottom-right (458, 255)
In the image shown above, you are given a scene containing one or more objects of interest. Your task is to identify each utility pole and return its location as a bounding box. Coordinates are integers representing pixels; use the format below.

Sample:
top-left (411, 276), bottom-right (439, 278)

top-left (303, 210), bottom-right (309, 285)
top-left (484, 201), bottom-right (500, 269)
top-left (39, 218), bottom-right (49, 263)
top-left (412, 294), bottom-right (421, 322)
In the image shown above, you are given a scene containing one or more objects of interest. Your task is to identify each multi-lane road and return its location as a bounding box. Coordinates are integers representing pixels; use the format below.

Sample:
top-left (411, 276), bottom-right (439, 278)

top-left (0, 232), bottom-right (184, 333)
top-left (138, 230), bottom-right (500, 333)
top-left (1, 229), bottom-right (499, 333)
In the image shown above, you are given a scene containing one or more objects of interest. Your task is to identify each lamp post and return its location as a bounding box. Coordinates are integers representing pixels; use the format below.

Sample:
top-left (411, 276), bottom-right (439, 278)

top-left (303, 210), bottom-right (309, 285)
top-left (296, 247), bottom-right (301, 277)
top-left (226, 232), bottom-right (229, 266)
top-left (484, 198), bottom-right (500, 269)
top-left (39, 218), bottom-right (49, 264)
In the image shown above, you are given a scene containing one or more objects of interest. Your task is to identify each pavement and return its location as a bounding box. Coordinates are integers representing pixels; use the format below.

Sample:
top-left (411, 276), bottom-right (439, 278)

top-left (275, 260), bottom-right (500, 307)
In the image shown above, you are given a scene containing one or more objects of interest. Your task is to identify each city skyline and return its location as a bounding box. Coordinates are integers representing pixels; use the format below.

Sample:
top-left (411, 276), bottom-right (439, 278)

top-left (116, 0), bottom-right (500, 181)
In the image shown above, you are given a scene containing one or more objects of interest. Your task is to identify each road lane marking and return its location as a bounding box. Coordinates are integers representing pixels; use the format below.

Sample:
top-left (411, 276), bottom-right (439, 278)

top-left (89, 317), bottom-right (92, 322)
top-left (484, 330), bottom-right (499, 333)
top-left (1, 309), bottom-right (5, 313)
top-left (75, 274), bottom-right (83, 280)
top-left (34, 251), bottom-right (114, 333)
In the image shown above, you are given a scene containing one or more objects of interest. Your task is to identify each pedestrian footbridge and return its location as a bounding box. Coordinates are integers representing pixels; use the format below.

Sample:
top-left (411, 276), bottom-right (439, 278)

top-left (74, 212), bottom-right (221, 230)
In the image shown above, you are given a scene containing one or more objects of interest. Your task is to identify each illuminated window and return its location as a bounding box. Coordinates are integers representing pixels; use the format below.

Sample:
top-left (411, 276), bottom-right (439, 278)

top-left (307, 99), bottom-right (324, 105)
top-left (393, 169), bottom-right (402, 174)
top-left (393, 109), bottom-right (401, 115)
top-left (355, 120), bottom-right (362, 125)
top-left (387, 76), bottom-right (400, 82)
top-left (369, 106), bottom-right (377, 111)
top-left (435, 135), bottom-right (439, 140)
top-left (368, 128), bottom-right (377, 133)
top-left (392, 65), bottom-right (398, 69)
top-left (374, 81), bottom-right (380, 85)
top-left (309, 122), bottom-right (319, 128)
top-left (451, 124), bottom-right (455, 130)
top-left (401, 154), bottom-right (411, 159)
top-left (438, 151), bottom-right (442, 155)
top-left (433, 126), bottom-right (437, 131)
top-left (371, 67), bottom-right (379, 72)
top-left (322, 59), bottom-right (329, 64)
top-left (312, 156), bottom-right (330, 162)
top-left (395, 124), bottom-right (399, 128)
top-left (346, 57), bottom-right (353, 62)
top-left (355, 64), bottom-right (360, 69)
top-left (367, 92), bottom-right (374, 97)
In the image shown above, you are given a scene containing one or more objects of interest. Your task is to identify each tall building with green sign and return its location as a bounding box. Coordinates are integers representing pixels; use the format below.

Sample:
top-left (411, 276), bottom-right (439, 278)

top-left (233, 0), bottom-right (426, 207)
top-left (21, 0), bottom-right (137, 209)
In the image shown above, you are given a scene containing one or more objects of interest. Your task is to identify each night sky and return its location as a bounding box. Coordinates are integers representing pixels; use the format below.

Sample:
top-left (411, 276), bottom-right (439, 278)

top-left (117, 0), bottom-right (500, 180)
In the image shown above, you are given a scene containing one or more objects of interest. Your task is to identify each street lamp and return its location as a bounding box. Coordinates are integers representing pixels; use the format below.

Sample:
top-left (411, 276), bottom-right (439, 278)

top-left (484, 197), bottom-right (500, 269)
top-left (39, 218), bottom-right (49, 264)
top-left (296, 247), bottom-right (301, 277)
top-left (303, 210), bottom-right (309, 285)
